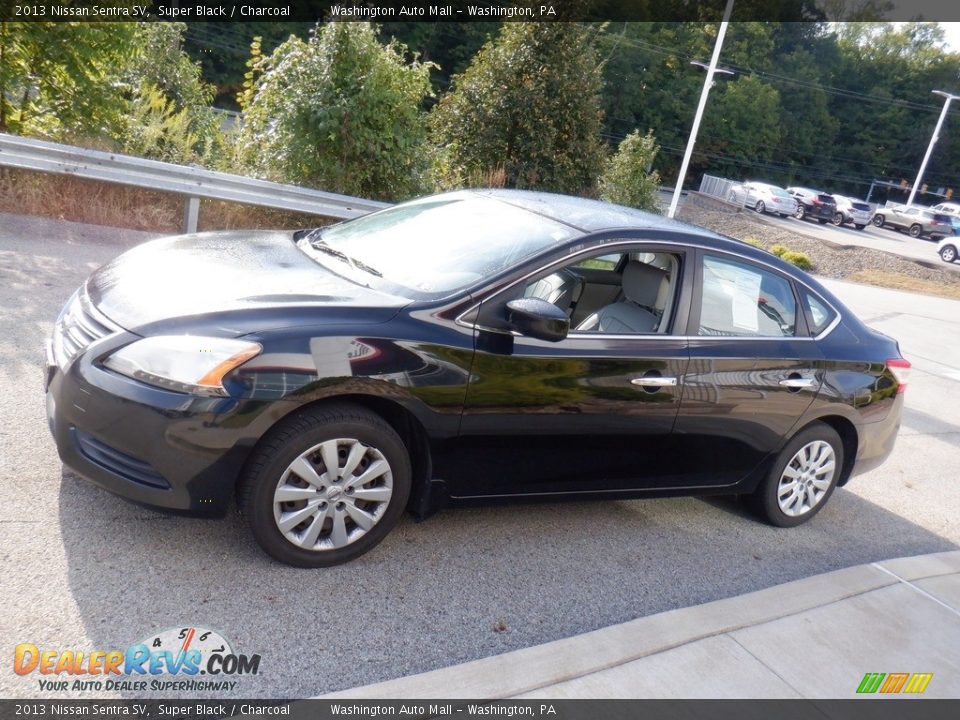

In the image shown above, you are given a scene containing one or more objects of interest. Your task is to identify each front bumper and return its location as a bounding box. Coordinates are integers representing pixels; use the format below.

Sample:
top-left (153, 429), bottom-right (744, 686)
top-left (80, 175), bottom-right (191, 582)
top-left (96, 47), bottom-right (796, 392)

top-left (45, 339), bottom-right (288, 517)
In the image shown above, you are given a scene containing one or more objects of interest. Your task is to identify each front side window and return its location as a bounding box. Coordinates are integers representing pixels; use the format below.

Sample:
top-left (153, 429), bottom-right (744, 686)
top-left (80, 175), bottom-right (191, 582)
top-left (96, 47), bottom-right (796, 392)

top-left (698, 255), bottom-right (797, 337)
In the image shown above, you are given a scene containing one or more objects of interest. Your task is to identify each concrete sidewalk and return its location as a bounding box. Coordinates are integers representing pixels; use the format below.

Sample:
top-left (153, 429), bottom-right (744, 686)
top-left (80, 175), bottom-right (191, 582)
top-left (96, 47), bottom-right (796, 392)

top-left (325, 551), bottom-right (960, 699)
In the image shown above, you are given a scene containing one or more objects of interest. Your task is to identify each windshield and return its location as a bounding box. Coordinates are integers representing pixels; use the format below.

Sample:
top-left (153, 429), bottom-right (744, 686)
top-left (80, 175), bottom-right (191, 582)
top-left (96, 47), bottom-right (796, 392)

top-left (298, 195), bottom-right (578, 299)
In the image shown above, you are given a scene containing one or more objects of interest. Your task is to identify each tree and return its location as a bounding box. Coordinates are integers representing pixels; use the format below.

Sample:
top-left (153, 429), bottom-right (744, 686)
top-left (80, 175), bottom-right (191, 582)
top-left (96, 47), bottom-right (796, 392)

top-left (0, 22), bottom-right (137, 137)
top-left (116, 22), bottom-right (222, 166)
top-left (430, 22), bottom-right (607, 195)
top-left (597, 130), bottom-right (662, 212)
top-left (234, 22), bottom-right (434, 200)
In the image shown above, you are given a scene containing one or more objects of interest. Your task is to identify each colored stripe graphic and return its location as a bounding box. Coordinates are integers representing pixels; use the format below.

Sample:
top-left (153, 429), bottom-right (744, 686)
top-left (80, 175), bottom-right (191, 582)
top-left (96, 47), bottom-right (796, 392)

top-left (879, 672), bottom-right (909, 693)
top-left (857, 673), bottom-right (885, 693)
top-left (904, 673), bottom-right (933, 694)
top-left (857, 672), bottom-right (932, 694)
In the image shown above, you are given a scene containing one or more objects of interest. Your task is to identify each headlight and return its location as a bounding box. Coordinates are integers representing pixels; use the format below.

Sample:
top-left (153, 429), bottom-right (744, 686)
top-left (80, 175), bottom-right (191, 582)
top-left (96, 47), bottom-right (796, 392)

top-left (103, 336), bottom-right (262, 396)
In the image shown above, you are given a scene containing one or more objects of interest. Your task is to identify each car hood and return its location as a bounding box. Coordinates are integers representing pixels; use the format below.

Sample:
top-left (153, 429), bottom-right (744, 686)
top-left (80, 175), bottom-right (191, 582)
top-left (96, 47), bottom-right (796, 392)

top-left (85, 230), bottom-right (409, 335)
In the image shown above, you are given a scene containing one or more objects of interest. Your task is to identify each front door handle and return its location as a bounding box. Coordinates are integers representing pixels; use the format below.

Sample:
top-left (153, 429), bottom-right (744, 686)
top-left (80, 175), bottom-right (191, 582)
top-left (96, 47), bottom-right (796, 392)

top-left (631, 376), bottom-right (678, 387)
top-left (779, 377), bottom-right (815, 389)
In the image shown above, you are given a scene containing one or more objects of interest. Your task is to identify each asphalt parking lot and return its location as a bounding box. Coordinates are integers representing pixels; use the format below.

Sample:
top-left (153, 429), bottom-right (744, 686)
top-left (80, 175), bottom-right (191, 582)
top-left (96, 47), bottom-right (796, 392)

top-left (1, 212), bottom-right (958, 699)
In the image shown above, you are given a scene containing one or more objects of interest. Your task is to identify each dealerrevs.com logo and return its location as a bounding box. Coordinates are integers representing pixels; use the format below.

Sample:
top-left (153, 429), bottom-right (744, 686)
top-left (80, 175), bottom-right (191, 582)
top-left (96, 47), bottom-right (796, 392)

top-left (14, 627), bottom-right (261, 693)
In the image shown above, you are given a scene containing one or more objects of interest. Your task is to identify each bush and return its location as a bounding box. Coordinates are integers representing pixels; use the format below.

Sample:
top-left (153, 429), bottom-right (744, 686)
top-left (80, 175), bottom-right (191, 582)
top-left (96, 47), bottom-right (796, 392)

top-left (770, 243), bottom-right (789, 257)
top-left (781, 251), bottom-right (813, 270)
top-left (235, 23), bottom-right (433, 201)
top-left (430, 22), bottom-right (606, 195)
top-left (597, 130), bottom-right (662, 213)
top-left (742, 236), bottom-right (766, 249)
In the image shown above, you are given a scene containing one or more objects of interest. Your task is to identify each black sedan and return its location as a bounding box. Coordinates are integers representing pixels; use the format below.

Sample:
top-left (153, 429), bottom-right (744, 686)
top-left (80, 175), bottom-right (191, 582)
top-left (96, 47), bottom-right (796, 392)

top-left (46, 190), bottom-right (910, 567)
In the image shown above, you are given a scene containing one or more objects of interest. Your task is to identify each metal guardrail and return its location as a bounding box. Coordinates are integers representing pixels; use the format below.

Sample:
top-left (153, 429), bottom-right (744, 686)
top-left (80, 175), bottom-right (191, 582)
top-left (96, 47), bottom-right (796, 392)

top-left (0, 133), bottom-right (389, 233)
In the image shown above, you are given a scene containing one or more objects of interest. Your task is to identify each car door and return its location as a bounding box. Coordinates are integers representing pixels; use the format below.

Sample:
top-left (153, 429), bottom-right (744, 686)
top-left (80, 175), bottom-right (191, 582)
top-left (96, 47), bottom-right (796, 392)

top-left (672, 250), bottom-right (824, 488)
top-left (443, 242), bottom-right (693, 499)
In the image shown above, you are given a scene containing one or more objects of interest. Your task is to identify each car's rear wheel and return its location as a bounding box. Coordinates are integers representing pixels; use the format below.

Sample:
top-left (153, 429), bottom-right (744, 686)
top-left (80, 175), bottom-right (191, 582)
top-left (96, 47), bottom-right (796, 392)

top-left (240, 404), bottom-right (411, 567)
top-left (909, 224), bottom-right (923, 238)
top-left (755, 200), bottom-right (766, 214)
top-left (745, 423), bottom-right (843, 528)
top-left (872, 214), bottom-right (885, 227)
top-left (832, 212), bottom-right (844, 226)
top-left (941, 244), bottom-right (958, 263)
top-left (794, 206), bottom-right (806, 220)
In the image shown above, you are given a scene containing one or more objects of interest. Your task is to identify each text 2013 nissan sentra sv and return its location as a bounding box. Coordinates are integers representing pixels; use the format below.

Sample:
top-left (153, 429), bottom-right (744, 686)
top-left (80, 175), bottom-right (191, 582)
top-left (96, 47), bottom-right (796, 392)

top-left (46, 190), bottom-right (910, 567)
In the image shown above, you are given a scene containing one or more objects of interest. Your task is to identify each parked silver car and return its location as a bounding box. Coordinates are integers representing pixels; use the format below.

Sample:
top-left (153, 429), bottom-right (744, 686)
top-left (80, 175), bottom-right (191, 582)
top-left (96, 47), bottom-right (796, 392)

top-left (872, 205), bottom-right (955, 239)
top-left (831, 195), bottom-right (873, 230)
top-left (727, 181), bottom-right (799, 217)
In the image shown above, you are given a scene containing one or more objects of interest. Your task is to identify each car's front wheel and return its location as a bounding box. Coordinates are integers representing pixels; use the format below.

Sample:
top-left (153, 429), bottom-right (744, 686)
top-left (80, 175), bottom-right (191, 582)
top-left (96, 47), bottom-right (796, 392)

top-left (745, 423), bottom-right (843, 528)
top-left (240, 404), bottom-right (412, 567)
top-left (872, 214), bottom-right (885, 227)
top-left (909, 224), bottom-right (923, 238)
top-left (941, 244), bottom-right (958, 263)
top-left (755, 200), bottom-right (766, 214)
top-left (794, 206), bottom-right (806, 220)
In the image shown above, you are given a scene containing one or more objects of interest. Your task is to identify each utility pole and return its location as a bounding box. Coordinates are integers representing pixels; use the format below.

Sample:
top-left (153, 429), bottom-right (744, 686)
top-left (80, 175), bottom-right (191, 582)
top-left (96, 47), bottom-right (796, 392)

top-left (666, 0), bottom-right (735, 219)
top-left (907, 90), bottom-right (959, 206)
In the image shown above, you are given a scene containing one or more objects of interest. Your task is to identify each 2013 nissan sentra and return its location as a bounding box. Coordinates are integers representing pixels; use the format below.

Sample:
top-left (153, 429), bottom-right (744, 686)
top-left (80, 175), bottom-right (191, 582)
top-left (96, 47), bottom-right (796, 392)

top-left (45, 190), bottom-right (910, 566)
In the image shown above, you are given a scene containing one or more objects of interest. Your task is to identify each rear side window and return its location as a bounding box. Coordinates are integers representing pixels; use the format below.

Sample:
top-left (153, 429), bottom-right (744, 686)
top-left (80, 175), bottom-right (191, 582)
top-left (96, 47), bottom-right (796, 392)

top-left (803, 291), bottom-right (837, 336)
top-left (698, 255), bottom-right (797, 337)
top-left (852, 202), bottom-right (871, 211)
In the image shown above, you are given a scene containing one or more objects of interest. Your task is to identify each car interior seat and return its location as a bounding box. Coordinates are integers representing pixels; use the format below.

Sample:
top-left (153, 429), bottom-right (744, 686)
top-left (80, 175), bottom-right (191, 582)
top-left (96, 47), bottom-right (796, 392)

top-left (575, 261), bottom-right (667, 333)
top-left (523, 268), bottom-right (585, 317)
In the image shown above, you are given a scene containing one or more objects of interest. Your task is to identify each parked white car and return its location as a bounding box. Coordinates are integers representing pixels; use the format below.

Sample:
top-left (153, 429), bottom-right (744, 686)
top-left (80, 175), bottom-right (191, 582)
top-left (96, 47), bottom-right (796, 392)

top-left (931, 202), bottom-right (960, 217)
top-left (831, 195), bottom-right (874, 230)
top-left (938, 234), bottom-right (959, 264)
top-left (727, 181), bottom-right (799, 217)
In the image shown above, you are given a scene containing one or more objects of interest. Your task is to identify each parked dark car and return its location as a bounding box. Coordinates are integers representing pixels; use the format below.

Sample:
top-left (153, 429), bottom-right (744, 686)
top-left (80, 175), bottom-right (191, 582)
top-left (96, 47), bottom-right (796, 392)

top-left (46, 190), bottom-right (910, 567)
top-left (787, 187), bottom-right (838, 223)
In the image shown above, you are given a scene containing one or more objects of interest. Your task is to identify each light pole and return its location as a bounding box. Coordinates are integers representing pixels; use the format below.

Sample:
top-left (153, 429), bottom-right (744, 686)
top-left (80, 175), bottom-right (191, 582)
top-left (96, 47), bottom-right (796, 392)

top-left (907, 90), bottom-right (959, 206)
top-left (666, 0), bottom-right (735, 219)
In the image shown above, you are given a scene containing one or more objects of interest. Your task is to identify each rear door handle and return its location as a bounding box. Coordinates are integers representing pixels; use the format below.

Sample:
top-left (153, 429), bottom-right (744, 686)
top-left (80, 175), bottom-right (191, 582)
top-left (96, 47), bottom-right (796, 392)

top-left (631, 376), bottom-right (678, 387)
top-left (779, 377), bottom-right (815, 389)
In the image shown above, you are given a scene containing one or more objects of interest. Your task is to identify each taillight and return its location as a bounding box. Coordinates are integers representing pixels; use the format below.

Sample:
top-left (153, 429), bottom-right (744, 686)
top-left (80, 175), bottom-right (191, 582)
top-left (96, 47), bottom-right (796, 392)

top-left (886, 358), bottom-right (911, 393)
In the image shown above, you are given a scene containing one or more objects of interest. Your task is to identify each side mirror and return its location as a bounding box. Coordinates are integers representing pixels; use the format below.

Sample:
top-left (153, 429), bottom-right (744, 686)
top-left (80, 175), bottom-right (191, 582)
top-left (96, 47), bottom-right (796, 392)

top-left (506, 298), bottom-right (569, 343)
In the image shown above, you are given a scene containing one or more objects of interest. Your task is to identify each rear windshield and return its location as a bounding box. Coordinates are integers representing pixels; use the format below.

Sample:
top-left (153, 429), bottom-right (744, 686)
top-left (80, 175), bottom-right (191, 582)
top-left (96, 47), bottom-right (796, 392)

top-left (851, 202), bottom-right (871, 211)
top-left (933, 214), bottom-right (952, 223)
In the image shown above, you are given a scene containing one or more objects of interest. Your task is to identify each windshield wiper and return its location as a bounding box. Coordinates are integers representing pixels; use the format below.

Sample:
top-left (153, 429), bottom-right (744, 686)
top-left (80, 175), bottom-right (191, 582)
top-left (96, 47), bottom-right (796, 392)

top-left (309, 240), bottom-right (382, 277)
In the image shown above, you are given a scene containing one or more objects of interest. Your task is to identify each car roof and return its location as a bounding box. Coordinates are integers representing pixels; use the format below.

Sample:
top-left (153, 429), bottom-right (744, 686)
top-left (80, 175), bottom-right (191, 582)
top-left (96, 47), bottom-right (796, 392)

top-left (449, 189), bottom-right (818, 281)
top-left (465, 188), bottom-right (706, 235)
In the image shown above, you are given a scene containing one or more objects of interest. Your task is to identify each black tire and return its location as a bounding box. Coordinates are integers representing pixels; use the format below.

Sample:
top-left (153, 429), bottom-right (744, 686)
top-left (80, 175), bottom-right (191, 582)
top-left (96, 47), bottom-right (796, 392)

top-left (941, 244), bottom-right (958, 264)
top-left (755, 200), bottom-right (766, 214)
top-left (239, 403), bottom-right (412, 567)
top-left (872, 214), bottom-right (885, 227)
top-left (744, 423), bottom-right (844, 528)
top-left (832, 212), bottom-right (844, 226)
top-left (854, 224), bottom-right (866, 231)
top-left (909, 224), bottom-right (922, 238)
top-left (794, 206), bottom-right (806, 220)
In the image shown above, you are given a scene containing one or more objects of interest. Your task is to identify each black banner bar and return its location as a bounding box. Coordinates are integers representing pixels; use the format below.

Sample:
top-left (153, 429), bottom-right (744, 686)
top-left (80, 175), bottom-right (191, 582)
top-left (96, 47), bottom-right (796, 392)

top-left (1, 700), bottom-right (959, 720)
top-left (3, 0), bottom-right (960, 23)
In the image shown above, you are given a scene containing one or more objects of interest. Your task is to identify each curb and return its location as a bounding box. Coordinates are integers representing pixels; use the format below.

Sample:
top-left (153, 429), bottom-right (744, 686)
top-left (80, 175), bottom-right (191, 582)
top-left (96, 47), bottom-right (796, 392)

top-left (322, 550), bottom-right (960, 700)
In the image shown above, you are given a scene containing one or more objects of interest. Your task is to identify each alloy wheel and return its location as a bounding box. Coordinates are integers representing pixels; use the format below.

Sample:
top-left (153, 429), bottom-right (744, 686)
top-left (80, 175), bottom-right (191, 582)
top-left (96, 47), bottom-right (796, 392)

top-left (941, 245), bottom-right (958, 263)
top-left (776, 440), bottom-right (836, 517)
top-left (755, 201), bottom-right (765, 214)
top-left (273, 438), bottom-right (393, 551)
